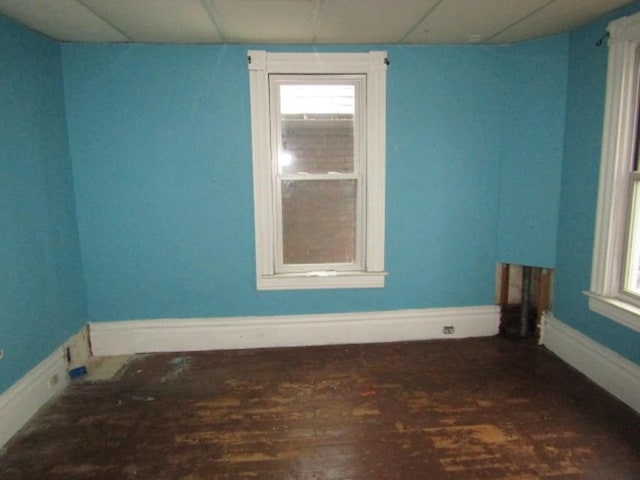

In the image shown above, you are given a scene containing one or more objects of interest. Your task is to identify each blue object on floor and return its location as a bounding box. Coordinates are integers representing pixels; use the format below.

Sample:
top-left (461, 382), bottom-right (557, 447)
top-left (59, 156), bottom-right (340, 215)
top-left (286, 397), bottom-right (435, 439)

top-left (68, 366), bottom-right (87, 379)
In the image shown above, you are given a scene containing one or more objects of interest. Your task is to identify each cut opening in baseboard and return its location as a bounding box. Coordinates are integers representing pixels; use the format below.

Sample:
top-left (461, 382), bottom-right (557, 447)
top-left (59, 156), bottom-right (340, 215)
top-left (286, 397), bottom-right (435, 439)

top-left (497, 263), bottom-right (553, 340)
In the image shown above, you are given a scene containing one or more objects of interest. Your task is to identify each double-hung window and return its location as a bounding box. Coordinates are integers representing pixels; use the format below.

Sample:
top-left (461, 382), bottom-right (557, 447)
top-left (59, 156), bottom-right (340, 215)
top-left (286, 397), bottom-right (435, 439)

top-left (248, 51), bottom-right (387, 290)
top-left (588, 11), bottom-right (640, 333)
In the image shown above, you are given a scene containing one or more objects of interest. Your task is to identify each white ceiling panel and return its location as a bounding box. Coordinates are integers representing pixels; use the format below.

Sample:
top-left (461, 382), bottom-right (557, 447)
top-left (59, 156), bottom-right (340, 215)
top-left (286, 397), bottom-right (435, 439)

top-left (0, 0), bottom-right (636, 44)
top-left (207, 0), bottom-right (321, 44)
top-left (0, 0), bottom-right (128, 42)
top-left (79, 0), bottom-right (223, 43)
top-left (489, 0), bottom-right (636, 44)
top-left (403, 0), bottom-right (551, 44)
top-left (314, 0), bottom-right (439, 44)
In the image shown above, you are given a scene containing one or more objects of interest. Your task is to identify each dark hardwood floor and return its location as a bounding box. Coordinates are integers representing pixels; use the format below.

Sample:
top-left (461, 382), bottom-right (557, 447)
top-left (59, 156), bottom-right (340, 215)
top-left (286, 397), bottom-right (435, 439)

top-left (1, 336), bottom-right (639, 479)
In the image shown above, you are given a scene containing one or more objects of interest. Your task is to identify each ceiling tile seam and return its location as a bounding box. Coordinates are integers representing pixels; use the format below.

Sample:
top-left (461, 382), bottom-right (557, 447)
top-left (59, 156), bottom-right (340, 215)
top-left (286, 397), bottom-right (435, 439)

top-left (310, 0), bottom-right (325, 45)
top-left (74, 0), bottom-right (133, 41)
top-left (200, 0), bottom-right (227, 44)
top-left (484, 0), bottom-right (558, 43)
top-left (396, 0), bottom-right (445, 44)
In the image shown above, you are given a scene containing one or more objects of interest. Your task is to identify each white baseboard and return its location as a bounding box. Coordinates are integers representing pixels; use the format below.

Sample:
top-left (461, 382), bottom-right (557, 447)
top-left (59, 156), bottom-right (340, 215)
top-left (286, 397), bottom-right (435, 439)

top-left (0, 350), bottom-right (69, 449)
top-left (0, 326), bottom-right (91, 449)
top-left (89, 305), bottom-right (500, 356)
top-left (542, 312), bottom-right (640, 414)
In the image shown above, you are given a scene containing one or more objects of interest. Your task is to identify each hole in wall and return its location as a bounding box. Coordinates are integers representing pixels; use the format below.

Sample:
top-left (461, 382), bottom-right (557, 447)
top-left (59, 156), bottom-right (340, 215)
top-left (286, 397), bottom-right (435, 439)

top-left (496, 263), bottom-right (553, 340)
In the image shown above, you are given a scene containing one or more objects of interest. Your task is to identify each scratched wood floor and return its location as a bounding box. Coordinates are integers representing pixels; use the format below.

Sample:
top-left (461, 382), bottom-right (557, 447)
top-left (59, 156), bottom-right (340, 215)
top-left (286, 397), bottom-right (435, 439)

top-left (1, 337), bottom-right (639, 479)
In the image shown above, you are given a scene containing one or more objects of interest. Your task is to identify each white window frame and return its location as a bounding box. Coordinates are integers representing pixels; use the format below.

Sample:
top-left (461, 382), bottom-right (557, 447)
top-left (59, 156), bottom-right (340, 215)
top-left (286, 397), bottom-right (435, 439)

top-left (587, 11), bottom-right (640, 334)
top-left (248, 50), bottom-right (387, 290)
top-left (271, 75), bottom-right (366, 274)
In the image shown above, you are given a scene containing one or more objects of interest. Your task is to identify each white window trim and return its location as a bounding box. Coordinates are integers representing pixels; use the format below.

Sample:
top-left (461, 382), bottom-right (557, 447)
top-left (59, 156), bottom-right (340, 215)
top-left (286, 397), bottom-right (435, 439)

top-left (248, 50), bottom-right (387, 290)
top-left (587, 12), bottom-right (640, 334)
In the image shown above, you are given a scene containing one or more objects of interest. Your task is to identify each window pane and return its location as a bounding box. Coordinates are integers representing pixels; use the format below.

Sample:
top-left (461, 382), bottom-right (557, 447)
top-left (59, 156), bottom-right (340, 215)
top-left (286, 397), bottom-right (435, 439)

top-left (281, 179), bottom-right (356, 265)
top-left (624, 180), bottom-right (640, 294)
top-left (279, 84), bottom-right (355, 175)
top-left (280, 84), bottom-right (354, 115)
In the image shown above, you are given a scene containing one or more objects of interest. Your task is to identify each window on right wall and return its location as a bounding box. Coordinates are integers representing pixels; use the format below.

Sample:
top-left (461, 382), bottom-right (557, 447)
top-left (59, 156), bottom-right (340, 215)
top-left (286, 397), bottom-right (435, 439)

top-left (587, 11), bottom-right (640, 333)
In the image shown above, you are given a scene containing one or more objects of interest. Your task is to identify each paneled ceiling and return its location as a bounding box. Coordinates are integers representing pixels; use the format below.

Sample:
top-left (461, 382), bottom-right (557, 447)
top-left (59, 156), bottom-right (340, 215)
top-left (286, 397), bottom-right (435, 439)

top-left (0, 0), bottom-right (634, 45)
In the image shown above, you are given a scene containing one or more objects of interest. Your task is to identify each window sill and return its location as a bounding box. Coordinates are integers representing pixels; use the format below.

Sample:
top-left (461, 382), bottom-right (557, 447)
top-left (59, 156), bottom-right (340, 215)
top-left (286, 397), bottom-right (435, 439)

top-left (584, 291), bottom-right (640, 333)
top-left (257, 271), bottom-right (387, 291)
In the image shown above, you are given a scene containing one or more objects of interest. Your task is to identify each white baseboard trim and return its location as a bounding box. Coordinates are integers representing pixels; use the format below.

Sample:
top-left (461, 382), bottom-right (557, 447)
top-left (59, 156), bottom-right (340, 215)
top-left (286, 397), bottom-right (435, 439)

top-left (0, 326), bottom-right (91, 449)
top-left (0, 349), bottom-right (69, 449)
top-left (542, 312), bottom-right (640, 414)
top-left (89, 305), bottom-right (500, 356)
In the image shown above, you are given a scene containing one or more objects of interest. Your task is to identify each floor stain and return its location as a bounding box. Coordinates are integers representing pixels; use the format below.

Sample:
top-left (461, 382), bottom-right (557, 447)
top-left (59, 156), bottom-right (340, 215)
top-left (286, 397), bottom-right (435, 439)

top-left (351, 403), bottom-right (380, 417)
top-left (161, 356), bottom-right (192, 383)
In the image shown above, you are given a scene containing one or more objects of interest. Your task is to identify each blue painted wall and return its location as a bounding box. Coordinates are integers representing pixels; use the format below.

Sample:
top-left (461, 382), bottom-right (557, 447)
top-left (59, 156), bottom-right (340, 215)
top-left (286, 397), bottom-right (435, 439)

top-left (0, 17), bottom-right (87, 392)
top-left (61, 41), bottom-right (567, 322)
top-left (555, 1), bottom-right (640, 365)
top-left (497, 36), bottom-right (569, 268)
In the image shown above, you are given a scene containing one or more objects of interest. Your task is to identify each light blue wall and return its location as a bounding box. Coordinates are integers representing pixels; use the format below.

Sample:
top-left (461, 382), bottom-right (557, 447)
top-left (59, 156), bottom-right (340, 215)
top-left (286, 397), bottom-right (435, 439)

top-left (497, 36), bottom-right (569, 268)
top-left (555, 1), bottom-right (640, 364)
top-left (0, 17), bottom-right (87, 392)
top-left (61, 40), bottom-right (567, 321)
